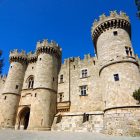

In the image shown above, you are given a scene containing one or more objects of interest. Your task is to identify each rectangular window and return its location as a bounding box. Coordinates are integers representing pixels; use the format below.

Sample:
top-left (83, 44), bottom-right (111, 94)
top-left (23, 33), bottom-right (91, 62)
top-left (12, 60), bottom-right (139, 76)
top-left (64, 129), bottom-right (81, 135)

top-left (4, 96), bottom-right (7, 100)
top-left (80, 85), bottom-right (87, 96)
top-left (60, 74), bottom-right (63, 83)
top-left (129, 47), bottom-right (132, 56)
top-left (125, 46), bottom-right (132, 56)
top-left (16, 85), bottom-right (19, 89)
top-left (125, 47), bottom-right (129, 55)
top-left (93, 61), bottom-right (95, 65)
top-left (113, 31), bottom-right (118, 36)
top-left (114, 74), bottom-right (119, 81)
top-left (56, 115), bottom-right (62, 123)
top-left (81, 69), bottom-right (88, 78)
top-left (59, 93), bottom-right (63, 102)
top-left (83, 113), bottom-right (89, 123)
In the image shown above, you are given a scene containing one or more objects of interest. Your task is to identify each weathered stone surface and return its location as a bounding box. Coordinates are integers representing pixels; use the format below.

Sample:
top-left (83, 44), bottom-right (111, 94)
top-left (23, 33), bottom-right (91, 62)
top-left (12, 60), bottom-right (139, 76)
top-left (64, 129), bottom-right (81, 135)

top-left (0, 11), bottom-right (140, 137)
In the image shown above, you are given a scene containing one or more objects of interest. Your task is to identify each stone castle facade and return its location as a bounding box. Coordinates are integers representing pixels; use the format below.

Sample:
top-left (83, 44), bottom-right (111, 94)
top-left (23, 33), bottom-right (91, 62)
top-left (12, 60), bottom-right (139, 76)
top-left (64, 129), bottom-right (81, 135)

top-left (0, 11), bottom-right (140, 136)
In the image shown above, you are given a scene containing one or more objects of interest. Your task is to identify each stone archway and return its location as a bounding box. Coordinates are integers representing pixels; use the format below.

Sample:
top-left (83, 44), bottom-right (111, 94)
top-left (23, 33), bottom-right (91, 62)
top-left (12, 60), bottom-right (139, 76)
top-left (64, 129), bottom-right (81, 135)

top-left (18, 107), bottom-right (30, 130)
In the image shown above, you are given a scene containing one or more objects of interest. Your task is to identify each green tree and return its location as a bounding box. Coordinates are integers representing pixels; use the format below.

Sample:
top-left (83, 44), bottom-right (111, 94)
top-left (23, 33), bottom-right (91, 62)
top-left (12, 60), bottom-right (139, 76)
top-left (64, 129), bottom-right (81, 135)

top-left (135, 0), bottom-right (140, 18)
top-left (0, 50), bottom-right (3, 74)
top-left (133, 88), bottom-right (140, 104)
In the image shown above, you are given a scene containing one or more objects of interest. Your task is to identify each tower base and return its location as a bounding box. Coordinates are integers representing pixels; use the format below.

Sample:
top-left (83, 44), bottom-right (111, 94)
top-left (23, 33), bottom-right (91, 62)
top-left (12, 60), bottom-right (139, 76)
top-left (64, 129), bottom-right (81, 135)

top-left (103, 106), bottom-right (140, 136)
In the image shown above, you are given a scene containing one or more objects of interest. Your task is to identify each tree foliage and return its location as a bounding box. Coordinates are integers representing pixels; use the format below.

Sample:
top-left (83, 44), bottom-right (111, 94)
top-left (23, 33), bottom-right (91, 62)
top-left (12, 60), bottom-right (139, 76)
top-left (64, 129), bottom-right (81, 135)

top-left (133, 88), bottom-right (140, 104)
top-left (135, 0), bottom-right (140, 18)
top-left (0, 50), bottom-right (3, 74)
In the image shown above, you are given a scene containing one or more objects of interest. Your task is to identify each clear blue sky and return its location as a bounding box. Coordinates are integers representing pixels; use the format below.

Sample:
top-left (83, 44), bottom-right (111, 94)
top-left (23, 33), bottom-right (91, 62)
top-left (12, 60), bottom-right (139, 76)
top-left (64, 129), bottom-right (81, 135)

top-left (0, 0), bottom-right (139, 74)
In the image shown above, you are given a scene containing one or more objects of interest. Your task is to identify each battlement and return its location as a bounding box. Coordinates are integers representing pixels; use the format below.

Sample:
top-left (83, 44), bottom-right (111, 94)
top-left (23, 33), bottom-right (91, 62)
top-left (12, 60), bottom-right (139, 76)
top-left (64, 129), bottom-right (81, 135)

top-left (27, 51), bottom-right (37, 63)
top-left (91, 11), bottom-right (131, 49)
top-left (63, 54), bottom-right (96, 66)
top-left (36, 39), bottom-right (62, 59)
top-left (10, 49), bottom-right (27, 64)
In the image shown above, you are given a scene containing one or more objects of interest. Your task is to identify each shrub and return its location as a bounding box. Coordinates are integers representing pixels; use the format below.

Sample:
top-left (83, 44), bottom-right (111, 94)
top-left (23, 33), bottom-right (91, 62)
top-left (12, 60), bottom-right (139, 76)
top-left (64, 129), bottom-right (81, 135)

top-left (133, 88), bottom-right (140, 104)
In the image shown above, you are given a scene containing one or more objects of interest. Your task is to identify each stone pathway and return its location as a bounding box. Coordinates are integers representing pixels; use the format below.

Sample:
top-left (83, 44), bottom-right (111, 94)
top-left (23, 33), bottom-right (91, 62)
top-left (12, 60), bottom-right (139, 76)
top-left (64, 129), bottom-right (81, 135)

top-left (0, 130), bottom-right (139, 140)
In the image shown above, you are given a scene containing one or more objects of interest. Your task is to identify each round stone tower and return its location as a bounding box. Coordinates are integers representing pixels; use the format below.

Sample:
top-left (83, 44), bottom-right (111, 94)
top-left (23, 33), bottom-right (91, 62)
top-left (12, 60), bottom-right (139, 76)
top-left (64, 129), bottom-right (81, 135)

top-left (91, 11), bottom-right (140, 136)
top-left (1, 50), bottom-right (27, 128)
top-left (28, 39), bottom-right (62, 130)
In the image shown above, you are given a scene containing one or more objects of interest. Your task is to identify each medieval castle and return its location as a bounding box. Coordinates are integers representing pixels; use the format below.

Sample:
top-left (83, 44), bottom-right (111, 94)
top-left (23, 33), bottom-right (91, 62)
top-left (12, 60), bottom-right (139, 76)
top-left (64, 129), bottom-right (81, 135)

top-left (0, 11), bottom-right (140, 136)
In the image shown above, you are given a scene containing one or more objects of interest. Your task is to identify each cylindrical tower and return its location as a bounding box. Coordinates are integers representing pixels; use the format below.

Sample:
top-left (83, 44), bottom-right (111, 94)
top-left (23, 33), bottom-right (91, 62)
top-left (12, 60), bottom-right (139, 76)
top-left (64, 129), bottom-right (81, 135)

top-left (28, 39), bottom-right (62, 130)
top-left (0, 50), bottom-right (27, 128)
top-left (91, 11), bottom-right (140, 136)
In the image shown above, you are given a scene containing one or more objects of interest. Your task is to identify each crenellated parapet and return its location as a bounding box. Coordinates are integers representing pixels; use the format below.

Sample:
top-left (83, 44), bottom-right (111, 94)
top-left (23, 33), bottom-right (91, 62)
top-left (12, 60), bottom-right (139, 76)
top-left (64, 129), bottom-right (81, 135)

top-left (63, 54), bottom-right (97, 67)
top-left (91, 11), bottom-right (131, 49)
top-left (10, 49), bottom-right (27, 64)
top-left (27, 51), bottom-right (37, 63)
top-left (36, 39), bottom-right (62, 59)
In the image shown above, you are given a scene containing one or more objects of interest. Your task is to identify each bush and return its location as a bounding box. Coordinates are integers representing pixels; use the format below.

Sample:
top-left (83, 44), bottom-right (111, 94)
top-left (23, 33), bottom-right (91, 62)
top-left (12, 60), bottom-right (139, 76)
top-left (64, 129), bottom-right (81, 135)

top-left (133, 88), bottom-right (140, 104)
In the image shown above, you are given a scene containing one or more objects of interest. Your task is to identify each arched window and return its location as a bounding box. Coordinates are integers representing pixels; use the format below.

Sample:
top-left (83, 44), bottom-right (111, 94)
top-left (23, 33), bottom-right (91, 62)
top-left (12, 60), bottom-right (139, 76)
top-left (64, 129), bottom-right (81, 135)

top-left (27, 76), bottom-right (34, 89)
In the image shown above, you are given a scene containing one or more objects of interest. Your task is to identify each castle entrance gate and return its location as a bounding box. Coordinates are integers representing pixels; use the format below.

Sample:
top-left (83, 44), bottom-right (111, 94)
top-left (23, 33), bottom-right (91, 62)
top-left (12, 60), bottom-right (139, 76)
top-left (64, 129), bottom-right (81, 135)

top-left (18, 107), bottom-right (30, 130)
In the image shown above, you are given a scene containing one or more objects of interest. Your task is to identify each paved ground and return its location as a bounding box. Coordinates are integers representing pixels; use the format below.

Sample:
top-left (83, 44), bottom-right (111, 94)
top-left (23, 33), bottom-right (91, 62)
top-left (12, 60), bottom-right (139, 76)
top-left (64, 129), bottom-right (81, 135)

top-left (0, 130), bottom-right (140, 140)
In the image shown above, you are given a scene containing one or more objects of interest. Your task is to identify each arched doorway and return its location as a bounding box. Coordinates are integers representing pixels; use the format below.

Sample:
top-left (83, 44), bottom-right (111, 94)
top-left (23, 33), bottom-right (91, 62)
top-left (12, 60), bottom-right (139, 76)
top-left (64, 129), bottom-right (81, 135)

top-left (18, 107), bottom-right (30, 130)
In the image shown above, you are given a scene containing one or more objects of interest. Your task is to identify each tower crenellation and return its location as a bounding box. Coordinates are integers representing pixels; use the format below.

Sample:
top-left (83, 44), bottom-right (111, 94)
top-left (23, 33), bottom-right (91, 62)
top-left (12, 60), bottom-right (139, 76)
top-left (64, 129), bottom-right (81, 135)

top-left (91, 10), bottom-right (130, 32)
top-left (36, 39), bottom-right (62, 59)
top-left (27, 51), bottom-right (37, 63)
top-left (10, 49), bottom-right (27, 64)
top-left (91, 11), bottom-right (140, 136)
top-left (0, 11), bottom-right (140, 137)
top-left (91, 11), bottom-right (131, 53)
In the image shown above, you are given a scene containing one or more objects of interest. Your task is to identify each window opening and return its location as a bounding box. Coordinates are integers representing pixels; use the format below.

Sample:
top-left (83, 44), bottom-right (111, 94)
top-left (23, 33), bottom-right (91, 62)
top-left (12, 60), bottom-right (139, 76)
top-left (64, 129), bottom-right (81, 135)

top-left (80, 85), bottom-right (87, 96)
top-left (113, 31), bottom-right (118, 36)
top-left (59, 93), bottom-right (63, 102)
top-left (16, 85), bottom-right (19, 89)
top-left (125, 46), bottom-right (132, 56)
top-left (83, 113), bottom-right (89, 123)
top-left (60, 74), bottom-right (63, 83)
top-left (28, 76), bottom-right (34, 89)
top-left (56, 114), bottom-right (62, 123)
top-left (4, 96), bottom-right (7, 100)
top-left (114, 74), bottom-right (119, 81)
top-left (35, 93), bottom-right (37, 97)
top-left (81, 69), bottom-right (88, 78)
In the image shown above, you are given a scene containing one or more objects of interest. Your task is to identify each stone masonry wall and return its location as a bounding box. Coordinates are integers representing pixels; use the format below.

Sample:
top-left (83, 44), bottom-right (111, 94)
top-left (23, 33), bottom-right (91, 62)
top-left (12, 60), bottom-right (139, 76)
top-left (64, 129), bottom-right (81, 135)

top-left (58, 55), bottom-right (103, 112)
top-left (52, 112), bottom-right (104, 133)
top-left (0, 76), bottom-right (6, 94)
top-left (100, 62), bottom-right (140, 109)
top-left (103, 107), bottom-right (140, 136)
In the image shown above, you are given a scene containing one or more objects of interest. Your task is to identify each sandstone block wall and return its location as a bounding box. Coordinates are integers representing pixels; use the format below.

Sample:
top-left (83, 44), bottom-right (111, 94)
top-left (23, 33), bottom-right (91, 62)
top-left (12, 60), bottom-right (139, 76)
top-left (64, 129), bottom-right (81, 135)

top-left (3, 62), bottom-right (26, 94)
top-left (52, 111), bottom-right (104, 133)
top-left (0, 94), bottom-right (20, 128)
top-left (58, 55), bottom-right (103, 113)
top-left (104, 107), bottom-right (140, 136)
top-left (100, 62), bottom-right (140, 109)
top-left (96, 28), bottom-right (132, 66)
top-left (0, 11), bottom-right (140, 136)
top-left (22, 62), bottom-right (36, 90)
top-left (0, 76), bottom-right (6, 94)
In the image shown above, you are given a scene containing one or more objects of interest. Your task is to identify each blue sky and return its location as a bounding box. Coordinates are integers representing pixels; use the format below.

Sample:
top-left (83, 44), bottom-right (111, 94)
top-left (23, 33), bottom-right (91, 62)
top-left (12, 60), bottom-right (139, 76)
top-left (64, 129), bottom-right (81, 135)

top-left (0, 0), bottom-right (139, 74)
